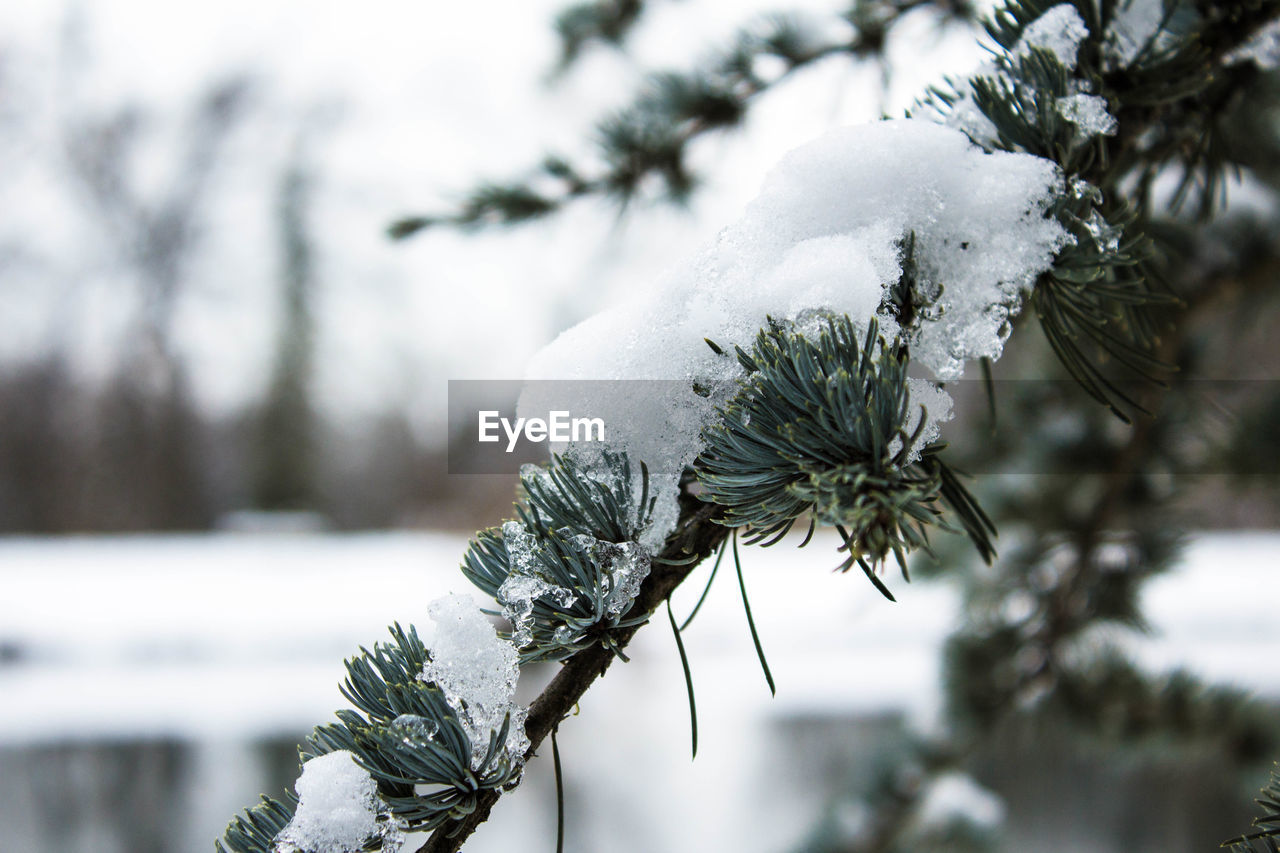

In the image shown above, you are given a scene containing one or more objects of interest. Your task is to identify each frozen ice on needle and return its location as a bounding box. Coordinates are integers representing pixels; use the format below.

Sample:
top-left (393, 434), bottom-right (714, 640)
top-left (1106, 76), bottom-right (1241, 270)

top-left (1057, 93), bottom-right (1117, 138)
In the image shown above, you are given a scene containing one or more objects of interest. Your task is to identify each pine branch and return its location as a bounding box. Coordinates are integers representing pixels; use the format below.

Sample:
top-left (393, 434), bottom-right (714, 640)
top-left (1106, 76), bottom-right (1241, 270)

top-left (414, 496), bottom-right (727, 853)
top-left (1224, 765), bottom-right (1280, 852)
top-left (426, 5), bottom-right (1280, 849)
top-left (388, 0), bottom-right (976, 237)
top-left (225, 4), bottom-right (1280, 850)
top-left (935, 0), bottom-right (1280, 419)
top-left (552, 0), bottom-right (651, 71)
top-left (858, 234), bottom-right (1280, 853)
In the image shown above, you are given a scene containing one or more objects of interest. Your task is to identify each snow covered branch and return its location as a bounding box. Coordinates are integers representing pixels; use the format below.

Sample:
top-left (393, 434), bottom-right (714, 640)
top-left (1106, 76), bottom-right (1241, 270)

top-left (219, 2), bottom-right (1280, 851)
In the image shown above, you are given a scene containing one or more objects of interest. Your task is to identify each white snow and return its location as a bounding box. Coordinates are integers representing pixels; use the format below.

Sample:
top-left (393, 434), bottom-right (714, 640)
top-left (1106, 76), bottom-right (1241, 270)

top-left (913, 771), bottom-right (1005, 831)
top-left (275, 750), bottom-right (387, 853)
top-left (421, 594), bottom-right (529, 771)
top-left (894, 378), bottom-right (956, 459)
top-left (924, 4), bottom-right (1093, 150)
top-left (390, 714), bottom-right (440, 745)
top-left (5, 529), bottom-right (1272, 737)
top-left (1014, 4), bottom-right (1089, 67)
top-left (934, 85), bottom-right (1002, 149)
top-left (1104, 0), bottom-right (1167, 69)
top-left (1057, 93), bottom-right (1117, 138)
top-left (1225, 16), bottom-right (1280, 69)
top-left (522, 119), bottom-right (1067, 545)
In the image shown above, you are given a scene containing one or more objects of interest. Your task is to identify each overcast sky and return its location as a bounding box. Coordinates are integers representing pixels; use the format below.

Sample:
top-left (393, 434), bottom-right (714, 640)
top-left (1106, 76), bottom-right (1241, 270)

top-left (0, 0), bottom-right (985, 440)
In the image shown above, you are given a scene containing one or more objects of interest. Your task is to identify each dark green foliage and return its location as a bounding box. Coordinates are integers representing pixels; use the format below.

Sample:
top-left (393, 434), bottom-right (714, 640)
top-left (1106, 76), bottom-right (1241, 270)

top-left (217, 624), bottom-right (523, 852)
top-left (462, 451), bottom-right (658, 662)
top-left (309, 624), bottom-right (523, 825)
top-left (919, 0), bottom-right (1188, 420)
top-left (928, 0), bottom-right (1280, 421)
top-left (1225, 766), bottom-right (1280, 852)
top-left (666, 598), bottom-right (698, 757)
top-left (696, 317), bottom-right (914, 543)
top-left (938, 304), bottom-right (1280, 766)
top-left (731, 530), bottom-right (777, 692)
top-left (521, 448), bottom-right (653, 542)
top-left (1033, 197), bottom-right (1172, 421)
top-left (553, 0), bottom-right (648, 70)
top-left (696, 315), bottom-right (995, 596)
top-left (217, 795), bottom-right (296, 853)
top-left (387, 3), bottom-right (972, 239)
top-left (1052, 655), bottom-right (1279, 763)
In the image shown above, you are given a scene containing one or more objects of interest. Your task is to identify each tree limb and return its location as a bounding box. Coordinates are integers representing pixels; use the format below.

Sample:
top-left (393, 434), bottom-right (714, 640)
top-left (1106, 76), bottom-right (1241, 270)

top-left (415, 499), bottom-right (726, 852)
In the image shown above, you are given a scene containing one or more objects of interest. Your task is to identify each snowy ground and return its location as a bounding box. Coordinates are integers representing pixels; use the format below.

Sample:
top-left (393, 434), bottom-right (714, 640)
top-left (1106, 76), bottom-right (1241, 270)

top-left (0, 529), bottom-right (1275, 852)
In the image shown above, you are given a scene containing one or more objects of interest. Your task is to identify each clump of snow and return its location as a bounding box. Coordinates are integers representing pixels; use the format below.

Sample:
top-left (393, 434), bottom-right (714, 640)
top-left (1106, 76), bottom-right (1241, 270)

top-left (498, 519), bottom-right (651, 647)
top-left (498, 574), bottom-right (560, 646)
top-left (926, 4), bottom-right (1092, 150)
top-left (421, 594), bottom-right (528, 771)
top-left (914, 771), bottom-right (1006, 831)
top-left (1103, 0), bottom-right (1167, 69)
top-left (275, 750), bottom-right (391, 853)
top-left (498, 520), bottom-right (579, 646)
top-left (1225, 17), bottom-right (1280, 69)
top-left (1081, 207), bottom-right (1122, 253)
top-left (1057, 93), bottom-right (1117, 138)
top-left (891, 379), bottom-right (955, 460)
top-left (521, 119), bottom-right (1067, 545)
top-left (1014, 4), bottom-right (1089, 67)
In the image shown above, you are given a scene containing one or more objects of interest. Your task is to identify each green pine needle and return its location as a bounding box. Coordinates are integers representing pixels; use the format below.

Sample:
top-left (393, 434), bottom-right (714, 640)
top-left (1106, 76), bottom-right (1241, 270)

top-left (667, 599), bottom-right (699, 758)
top-left (733, 531), bottom-right (776, 696)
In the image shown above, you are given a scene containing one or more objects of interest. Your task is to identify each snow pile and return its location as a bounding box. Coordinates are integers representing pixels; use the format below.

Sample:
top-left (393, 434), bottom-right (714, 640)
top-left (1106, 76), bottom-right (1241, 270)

top-left (275, 750), bottom-right (397, 853)
top-left (1014, 3), bottom-right (1089, 64)
top-left (522, 119), bottom-right (1067, 543)
top-left (421, 594), bottom-right (529, 770)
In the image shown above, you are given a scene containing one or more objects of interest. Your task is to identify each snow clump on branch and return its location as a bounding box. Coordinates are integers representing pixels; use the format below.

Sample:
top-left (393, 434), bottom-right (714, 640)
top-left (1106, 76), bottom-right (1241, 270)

top-left (521, 117), bottom-right (1070, 546)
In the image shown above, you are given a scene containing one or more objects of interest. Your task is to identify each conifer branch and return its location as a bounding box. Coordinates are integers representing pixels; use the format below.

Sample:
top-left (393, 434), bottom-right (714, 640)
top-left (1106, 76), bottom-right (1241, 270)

top-left (415, 497), bottom-right (727, 853)
top-left (388, 0), bottom-right (976, 237)
top-left (1224, 765), bottom-right (1280, 852)
top-left (222, 3), bottom-right (1280, 850)
top-left (828, 237), bottom-right (1280, 851)
top-left (552, 0), bottom-right (651, 71)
